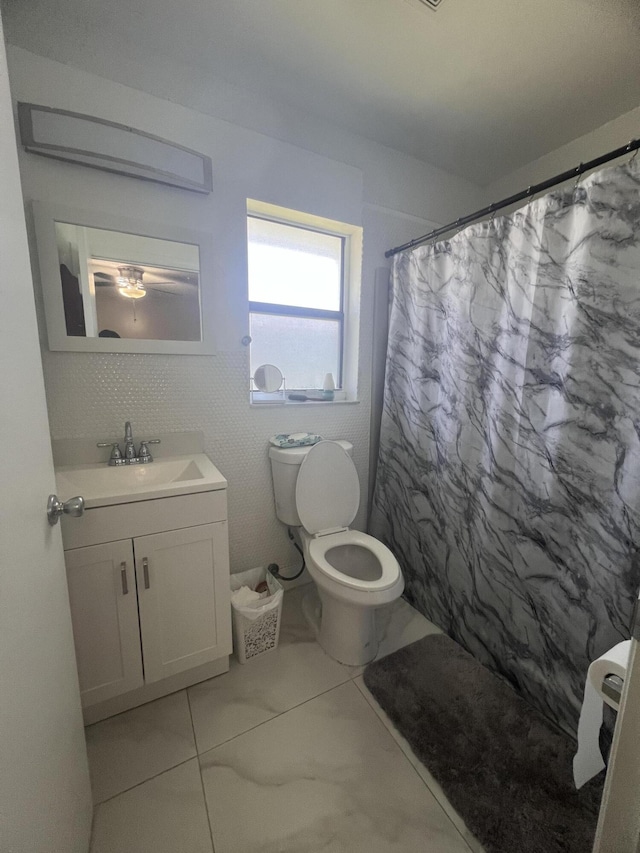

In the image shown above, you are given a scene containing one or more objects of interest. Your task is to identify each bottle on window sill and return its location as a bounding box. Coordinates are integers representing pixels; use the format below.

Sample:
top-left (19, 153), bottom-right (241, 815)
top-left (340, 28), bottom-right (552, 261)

top-left (323, 373), bottom-right (335, 401)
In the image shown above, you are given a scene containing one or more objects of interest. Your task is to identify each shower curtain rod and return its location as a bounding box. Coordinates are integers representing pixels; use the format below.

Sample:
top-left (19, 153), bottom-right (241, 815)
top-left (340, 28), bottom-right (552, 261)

top-left (385, 138), bottom-right (640, 258)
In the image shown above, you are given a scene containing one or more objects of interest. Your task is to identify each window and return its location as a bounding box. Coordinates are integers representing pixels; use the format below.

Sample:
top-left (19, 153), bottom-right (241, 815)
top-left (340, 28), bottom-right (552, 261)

top-left (248, 212), bottom-right (347, 392)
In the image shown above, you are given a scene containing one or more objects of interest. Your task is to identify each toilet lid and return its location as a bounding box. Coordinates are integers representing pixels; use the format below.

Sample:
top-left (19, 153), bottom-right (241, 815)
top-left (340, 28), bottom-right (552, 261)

top-left (295, 441), bottom-right (360, 535)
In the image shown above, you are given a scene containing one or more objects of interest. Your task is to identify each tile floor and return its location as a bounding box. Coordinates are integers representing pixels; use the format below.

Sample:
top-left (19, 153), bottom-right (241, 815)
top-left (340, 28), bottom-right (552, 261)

top-left (88, 585), bottom-right (485, 853)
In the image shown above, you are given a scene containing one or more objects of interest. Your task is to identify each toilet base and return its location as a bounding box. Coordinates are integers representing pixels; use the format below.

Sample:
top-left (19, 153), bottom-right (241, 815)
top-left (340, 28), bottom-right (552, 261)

top-left (305, 585), bottom-right (379, 666)
top-left (301, 586), bottom-right (321, 639)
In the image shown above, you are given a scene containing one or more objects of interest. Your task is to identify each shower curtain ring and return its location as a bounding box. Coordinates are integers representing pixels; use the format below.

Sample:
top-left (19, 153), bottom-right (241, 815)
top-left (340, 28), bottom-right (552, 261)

top-left (574, 164), bottom-right (583, 189)
top-left (629, 141), bottom-right (639, 163)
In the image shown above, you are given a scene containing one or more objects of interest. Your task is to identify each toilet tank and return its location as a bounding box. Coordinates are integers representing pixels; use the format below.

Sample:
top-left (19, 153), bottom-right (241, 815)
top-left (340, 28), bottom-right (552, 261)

top-left (269, 440), bottom-right (353, 526)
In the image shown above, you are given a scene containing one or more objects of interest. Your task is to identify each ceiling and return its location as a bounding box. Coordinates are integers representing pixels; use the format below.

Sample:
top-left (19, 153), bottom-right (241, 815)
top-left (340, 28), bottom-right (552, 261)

top-left (3, 0), bottom-right (640, 184)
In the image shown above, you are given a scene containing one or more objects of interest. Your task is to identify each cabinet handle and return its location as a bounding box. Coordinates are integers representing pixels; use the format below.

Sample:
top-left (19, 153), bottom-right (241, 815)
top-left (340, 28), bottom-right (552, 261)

top-left (142, 557), bottom-right (150, 589)
top-left (120, 561), bottom-right (128, 595)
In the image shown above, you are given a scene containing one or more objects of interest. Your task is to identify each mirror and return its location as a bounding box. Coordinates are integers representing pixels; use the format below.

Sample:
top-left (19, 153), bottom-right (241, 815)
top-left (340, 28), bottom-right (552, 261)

top-left (56, 224), bottom-right (201, 342)
top-left (253, 363), bottom-right (283, 392)
top-left (34, 203), bottom-right (215, 354)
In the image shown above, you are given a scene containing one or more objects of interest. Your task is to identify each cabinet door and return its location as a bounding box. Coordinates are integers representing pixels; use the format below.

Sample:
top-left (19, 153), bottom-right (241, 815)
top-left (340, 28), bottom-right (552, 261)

top-left (134, 523), bottom-right (231, 683)
top-left (65, 540), bottom-right (144, 707)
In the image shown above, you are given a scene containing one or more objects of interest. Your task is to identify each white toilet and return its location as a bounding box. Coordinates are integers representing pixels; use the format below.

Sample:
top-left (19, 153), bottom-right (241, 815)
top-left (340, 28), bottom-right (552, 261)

top-left (269, 439), bottom-right (404, 665)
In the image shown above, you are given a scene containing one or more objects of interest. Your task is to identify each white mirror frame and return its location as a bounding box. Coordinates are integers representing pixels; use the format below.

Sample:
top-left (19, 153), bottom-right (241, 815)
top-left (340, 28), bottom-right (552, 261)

top-left (32, 201), bottom-right (216, 355)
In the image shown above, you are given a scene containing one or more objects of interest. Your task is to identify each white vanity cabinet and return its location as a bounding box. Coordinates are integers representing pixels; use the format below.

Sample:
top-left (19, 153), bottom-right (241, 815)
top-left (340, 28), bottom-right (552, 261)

top-left (134, 524), bottom-right (229, 683)
top-left (65, 539), bottom-right (143, 706)
top-left (60, 482), bottom-right (232, 724)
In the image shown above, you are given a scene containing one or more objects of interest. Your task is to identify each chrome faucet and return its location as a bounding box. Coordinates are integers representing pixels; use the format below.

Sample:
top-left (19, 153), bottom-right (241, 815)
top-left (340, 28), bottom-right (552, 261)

top-left (124, 420), bottom-right (137, 461)
top-left (97, 420), bottom-right (161, 465)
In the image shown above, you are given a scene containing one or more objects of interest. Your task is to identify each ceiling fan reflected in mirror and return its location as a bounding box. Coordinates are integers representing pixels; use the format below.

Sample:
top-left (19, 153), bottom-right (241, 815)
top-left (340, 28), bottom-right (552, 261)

top-left (116, 266), bottom-right (146, 299)
top-left (91, 260), bottom-right (199, 300)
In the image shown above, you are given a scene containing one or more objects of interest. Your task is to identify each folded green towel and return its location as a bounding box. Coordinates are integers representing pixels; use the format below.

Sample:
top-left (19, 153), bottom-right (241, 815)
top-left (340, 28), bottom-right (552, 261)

top-left (269, 433), bottom-right (323, 448)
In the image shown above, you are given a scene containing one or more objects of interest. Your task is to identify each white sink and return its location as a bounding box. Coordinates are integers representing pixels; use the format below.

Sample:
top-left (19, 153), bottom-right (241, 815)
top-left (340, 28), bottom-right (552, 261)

top-left (55, 453), bottom-right (227, 508)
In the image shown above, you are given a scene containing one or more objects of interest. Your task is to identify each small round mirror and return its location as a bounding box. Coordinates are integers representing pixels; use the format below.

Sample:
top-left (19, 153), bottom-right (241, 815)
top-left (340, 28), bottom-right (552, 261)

top-left (253, 363), bottom-right (283, 393)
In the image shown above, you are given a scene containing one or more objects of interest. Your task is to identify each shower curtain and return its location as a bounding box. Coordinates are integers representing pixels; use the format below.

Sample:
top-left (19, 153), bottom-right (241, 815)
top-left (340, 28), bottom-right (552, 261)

top-left (371, 158), bottom-right (640, 736)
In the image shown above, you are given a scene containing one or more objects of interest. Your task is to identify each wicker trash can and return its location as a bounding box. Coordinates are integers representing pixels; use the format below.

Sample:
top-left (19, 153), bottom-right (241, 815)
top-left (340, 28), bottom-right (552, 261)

top-left (230, 567), bottom-right (284, 663)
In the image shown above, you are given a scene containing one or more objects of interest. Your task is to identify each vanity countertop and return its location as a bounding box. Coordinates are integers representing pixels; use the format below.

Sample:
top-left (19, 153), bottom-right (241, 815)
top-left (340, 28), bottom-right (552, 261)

top-left (55, 453), bottom-right (227, 509)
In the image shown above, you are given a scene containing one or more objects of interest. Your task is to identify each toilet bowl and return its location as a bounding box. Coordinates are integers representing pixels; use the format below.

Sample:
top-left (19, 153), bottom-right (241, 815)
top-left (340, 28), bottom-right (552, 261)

top-left (300, 527), bottom-right (404, 665)
top-left (269, 439), bottom-right (404, 665)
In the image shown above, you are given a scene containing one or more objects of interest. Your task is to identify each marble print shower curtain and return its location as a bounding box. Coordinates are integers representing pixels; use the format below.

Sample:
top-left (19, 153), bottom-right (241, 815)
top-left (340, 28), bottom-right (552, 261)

top-left (372, 159), bottom-right (640, 736)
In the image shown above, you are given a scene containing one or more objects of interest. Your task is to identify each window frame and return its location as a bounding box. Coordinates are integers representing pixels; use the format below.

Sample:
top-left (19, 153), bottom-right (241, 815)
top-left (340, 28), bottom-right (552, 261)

top-left (247, 213), bottom-right (347, 390)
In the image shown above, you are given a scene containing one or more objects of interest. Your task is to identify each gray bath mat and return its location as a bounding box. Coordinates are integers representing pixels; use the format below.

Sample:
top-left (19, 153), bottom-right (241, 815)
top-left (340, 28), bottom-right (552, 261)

top-left (363, 634), bottom-right (604, 853)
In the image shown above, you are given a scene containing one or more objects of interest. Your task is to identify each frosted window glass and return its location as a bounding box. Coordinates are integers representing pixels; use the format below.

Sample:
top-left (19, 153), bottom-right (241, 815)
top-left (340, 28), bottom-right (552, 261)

top-left (250, 313), bottom-right (340, 389)
top-left (248, 217), bottom-right (342, 311)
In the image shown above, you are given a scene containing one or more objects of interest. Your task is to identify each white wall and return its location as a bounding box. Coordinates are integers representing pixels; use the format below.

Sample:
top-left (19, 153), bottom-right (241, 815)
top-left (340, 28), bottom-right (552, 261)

top-left (95, 289), bottom-right (201, 342)
top-left (7, 45), bottom-right (482, 575)
top-left (483, 104), bottom-right (640, 202)
top-left (0, 28), bottom-right (92, 853)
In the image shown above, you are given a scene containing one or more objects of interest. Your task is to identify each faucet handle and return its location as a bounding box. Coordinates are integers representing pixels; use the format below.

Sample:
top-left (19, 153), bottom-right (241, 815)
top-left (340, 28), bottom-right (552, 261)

top-left (138, 439), bottom-right (160, 463)
top-left (97, 442), bottom-right (124, 466)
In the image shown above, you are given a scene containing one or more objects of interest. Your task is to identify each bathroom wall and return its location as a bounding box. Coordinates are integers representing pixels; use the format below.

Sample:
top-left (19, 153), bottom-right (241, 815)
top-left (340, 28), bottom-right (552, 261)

top-left (483, 103), bottom-right (640, 201)
top-left (7, 46), bottom-right (482, 574)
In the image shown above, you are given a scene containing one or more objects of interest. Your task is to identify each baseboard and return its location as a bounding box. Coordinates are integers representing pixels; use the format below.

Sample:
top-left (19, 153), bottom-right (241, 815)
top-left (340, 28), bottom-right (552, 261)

top-left (82, 656), bottom-right (229, 725)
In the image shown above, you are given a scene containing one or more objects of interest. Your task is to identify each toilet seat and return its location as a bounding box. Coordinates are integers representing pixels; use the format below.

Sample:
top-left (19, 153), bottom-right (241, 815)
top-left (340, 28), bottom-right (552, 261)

top-left (295, 441), bottom-right (360, 535)
top-left (307, 529), bottom-right (400, 593)
top-left (296, 441), bottom-right (402, 598)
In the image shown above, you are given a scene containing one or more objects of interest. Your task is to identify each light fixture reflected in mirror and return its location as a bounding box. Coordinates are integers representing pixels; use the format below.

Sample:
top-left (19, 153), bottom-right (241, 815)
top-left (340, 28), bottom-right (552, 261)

top-left (117, 266), bottom-right (146, 299)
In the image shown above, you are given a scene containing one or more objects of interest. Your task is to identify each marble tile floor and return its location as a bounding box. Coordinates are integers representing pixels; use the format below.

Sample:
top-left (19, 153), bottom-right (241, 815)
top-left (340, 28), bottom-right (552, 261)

top-left (88, 585), bottom-right (484, 852)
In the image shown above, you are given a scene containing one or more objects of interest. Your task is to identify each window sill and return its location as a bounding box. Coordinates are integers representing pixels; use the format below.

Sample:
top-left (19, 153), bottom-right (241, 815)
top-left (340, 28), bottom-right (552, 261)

top-left (250, 397), bottom-right (360, 408)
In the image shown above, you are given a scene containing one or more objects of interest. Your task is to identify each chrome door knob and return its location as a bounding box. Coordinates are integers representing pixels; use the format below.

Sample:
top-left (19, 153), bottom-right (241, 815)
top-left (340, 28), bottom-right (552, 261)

top-left (47, 494), bottom-right (85, 525)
